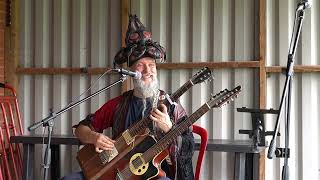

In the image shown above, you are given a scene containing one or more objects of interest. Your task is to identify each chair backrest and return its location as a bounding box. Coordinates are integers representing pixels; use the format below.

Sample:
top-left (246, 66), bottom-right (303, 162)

top-left (192, 125), bottom-right (208, 180)
top-left (0, 83), bottom-right (23, 180)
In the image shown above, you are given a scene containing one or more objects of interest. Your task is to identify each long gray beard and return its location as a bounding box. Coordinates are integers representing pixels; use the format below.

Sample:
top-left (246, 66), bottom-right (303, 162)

top-left (133, 77), bottom-right (159, 98)
top-left (134, 77), bottom-right (159, 119)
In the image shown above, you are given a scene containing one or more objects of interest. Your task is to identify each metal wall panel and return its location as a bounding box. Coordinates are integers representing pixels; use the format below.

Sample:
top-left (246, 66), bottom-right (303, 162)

top-left (265, 0), bottom-right (320, 180)
top-left (19, 0), bottom-right (122, 178)
top-left (17, 0), bottom-right (319, 179)
top-left (132, 0), bottom-right (259, 179)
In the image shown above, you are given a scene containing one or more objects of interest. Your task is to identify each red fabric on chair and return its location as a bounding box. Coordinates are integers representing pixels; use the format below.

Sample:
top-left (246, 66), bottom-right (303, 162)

top-left (192, 125), bottom-right (208, 180)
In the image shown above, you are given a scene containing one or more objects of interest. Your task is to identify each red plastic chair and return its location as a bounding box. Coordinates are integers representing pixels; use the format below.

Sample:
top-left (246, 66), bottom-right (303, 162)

top-left (0, 126), bottom-right (11, 180)
top-left (192, 125), bottom-right (208, 180)
top-left (0, 83), bottom-right (23, 179)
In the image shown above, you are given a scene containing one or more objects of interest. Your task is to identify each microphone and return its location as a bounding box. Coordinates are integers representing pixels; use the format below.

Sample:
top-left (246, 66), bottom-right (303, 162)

top-left (112, 68), bottom-right (142, 79)
top-left (298, 0), bottom-right (312, 10)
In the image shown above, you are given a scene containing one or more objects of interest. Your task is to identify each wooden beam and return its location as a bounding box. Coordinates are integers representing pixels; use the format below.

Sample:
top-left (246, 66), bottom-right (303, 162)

top-left (120, 0), bottom-right (130, 93)
top-left (16, 63), bottom-right (320, 75)
top-left (157, 61), bottom-right (260, 69)
top-left (16, 67), bottom-right (113, 74)
top-left (266, 65), bottom-right (320, 73)
top-left (15, 61), bottom-right (261, 75)
top-left (0, 0), bottom-right (5, 95)
top-left (258, 0), bottom-right (266, 180)
top-left (5, 0), bottom-right (19, 94)
top-left (259, 0), bottom-right (266, 109)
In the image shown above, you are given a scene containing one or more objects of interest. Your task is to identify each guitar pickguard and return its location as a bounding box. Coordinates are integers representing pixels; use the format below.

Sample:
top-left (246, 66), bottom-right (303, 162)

top-left (117, 135), bottom-right (159, 179)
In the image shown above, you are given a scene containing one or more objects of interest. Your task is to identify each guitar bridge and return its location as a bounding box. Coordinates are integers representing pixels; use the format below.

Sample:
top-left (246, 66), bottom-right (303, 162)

top-left (116, 169), bottom-right (125, 180)
top-left (99, 146), bottom-right (119, 164)
top-left (122, 130), bottom-right (134, 145)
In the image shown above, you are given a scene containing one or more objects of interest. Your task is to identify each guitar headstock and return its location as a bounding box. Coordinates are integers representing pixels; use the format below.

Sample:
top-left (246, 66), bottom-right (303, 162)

top-left (190, 67), bottom-right (213, 85)
top-left (207, 85), bottom-right (241, 108)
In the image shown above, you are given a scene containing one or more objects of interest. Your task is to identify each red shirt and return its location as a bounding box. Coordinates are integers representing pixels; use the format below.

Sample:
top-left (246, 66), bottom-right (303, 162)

top-left (91, 95), bottom-right (123, 133)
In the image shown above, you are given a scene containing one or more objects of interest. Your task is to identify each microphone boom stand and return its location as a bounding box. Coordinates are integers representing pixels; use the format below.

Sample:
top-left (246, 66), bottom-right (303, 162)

top-left (28, 75), bottom-right (128, 180)
top-left (267, 3), bottom-right (310, 180)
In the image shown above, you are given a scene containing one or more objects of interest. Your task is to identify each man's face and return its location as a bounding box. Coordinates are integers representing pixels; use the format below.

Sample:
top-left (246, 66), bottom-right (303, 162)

top-left (130, 57), bottom-right (157, 85)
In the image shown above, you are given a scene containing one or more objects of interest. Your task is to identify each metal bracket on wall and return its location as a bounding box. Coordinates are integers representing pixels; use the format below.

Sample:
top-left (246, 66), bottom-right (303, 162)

top-left (237, 107), bottom-right (280, 147)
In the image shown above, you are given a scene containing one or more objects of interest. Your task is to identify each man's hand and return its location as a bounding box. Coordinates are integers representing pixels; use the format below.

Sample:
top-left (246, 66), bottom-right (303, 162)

top-left (150, 104), bottom-right (172, 133)
top-left (92, 132), bottom-right (115, 153)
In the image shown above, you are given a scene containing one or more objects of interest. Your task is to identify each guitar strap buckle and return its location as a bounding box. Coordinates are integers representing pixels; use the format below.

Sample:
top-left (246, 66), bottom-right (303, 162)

top-left (164, 94), bottom-right (177, 106)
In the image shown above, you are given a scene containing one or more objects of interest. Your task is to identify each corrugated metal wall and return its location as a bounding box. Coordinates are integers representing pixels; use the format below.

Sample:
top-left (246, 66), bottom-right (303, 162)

top-left (265, 0), bottom-right (320, 180)
top-left (19, 0), bottom-right (123, 177)
top-left (17, 0), bottom-right (319, 179)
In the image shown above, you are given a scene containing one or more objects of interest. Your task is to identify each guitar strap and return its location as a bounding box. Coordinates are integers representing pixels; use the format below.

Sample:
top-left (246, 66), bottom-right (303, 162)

top-left (112, 90), bottom-right (134, 139)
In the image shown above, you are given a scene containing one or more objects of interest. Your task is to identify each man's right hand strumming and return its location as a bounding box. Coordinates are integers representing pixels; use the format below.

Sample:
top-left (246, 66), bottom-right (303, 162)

top-left (74, 124), bottom-right (115, 153)
top-left (92, 132), bottom-right (115, 153)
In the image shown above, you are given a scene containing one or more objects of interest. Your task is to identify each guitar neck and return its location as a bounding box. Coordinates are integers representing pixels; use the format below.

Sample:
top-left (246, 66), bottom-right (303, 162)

top-left (141, 86), bottom-right (241, 162)
top-left (169, 80), bottom-right (193, 103)
top-left (142, 103), bottom-right (210, 162)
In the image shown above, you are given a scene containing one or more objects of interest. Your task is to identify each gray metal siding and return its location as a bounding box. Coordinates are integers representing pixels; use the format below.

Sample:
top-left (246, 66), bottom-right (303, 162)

top-left (17, 0), bottom-right (320, 179)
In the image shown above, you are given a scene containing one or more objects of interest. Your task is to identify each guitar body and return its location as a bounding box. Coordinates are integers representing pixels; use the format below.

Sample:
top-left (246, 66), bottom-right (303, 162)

top-left (76, 144), bottom-right (105, 178)
top-left (107, 135), bottom-right (168, 180)
top-left (77, 134), bottom-right (148, 180)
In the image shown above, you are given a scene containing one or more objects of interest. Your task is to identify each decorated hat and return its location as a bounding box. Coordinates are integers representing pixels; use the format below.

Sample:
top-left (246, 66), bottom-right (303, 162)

top-left (113, 14), bottom-right (166, 67)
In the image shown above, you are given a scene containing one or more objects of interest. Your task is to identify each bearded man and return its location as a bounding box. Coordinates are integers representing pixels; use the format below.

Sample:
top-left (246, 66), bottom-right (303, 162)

top-left (63, 15), bottom-right (194, 180)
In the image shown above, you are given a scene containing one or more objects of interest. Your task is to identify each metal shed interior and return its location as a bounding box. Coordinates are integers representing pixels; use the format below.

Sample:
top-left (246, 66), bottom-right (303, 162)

top-left (1, 0), bottom-right (319, 179)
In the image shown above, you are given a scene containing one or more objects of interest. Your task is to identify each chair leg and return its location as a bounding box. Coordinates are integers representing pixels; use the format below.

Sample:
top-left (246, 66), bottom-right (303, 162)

top-left (0, 130), bottom-right (12, 180)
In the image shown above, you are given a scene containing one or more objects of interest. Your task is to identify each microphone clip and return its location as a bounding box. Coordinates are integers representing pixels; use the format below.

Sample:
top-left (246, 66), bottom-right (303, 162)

top-left (274, 148), bottom-right (290, 158)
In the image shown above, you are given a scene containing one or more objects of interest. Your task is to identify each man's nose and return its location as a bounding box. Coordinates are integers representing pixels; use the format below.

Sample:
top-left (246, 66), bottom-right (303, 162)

top-left (143, 65), bottom-right (151, 73)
